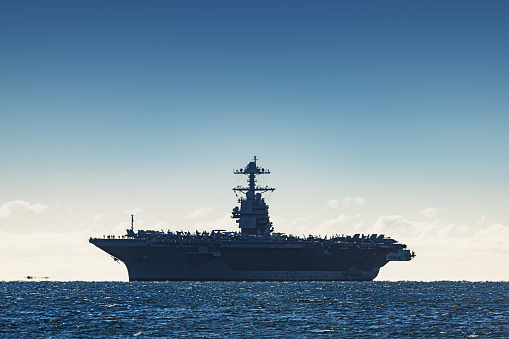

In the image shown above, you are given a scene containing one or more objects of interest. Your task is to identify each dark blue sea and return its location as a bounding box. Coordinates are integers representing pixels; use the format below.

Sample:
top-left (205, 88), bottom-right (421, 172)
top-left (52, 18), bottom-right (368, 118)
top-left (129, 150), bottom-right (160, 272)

top-left (1, 281), bottom-right (508, 338)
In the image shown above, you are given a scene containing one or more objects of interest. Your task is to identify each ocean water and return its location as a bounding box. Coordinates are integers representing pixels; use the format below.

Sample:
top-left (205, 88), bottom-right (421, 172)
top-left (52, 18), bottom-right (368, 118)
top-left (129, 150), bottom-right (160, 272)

top-left (1, 281), bottom-right (507, 338)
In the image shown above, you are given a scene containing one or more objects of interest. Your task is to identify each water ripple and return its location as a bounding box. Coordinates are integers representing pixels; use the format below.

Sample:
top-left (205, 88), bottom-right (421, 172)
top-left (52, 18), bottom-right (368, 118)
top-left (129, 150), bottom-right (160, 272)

top-left (0, 281), bottom-right (507, 338)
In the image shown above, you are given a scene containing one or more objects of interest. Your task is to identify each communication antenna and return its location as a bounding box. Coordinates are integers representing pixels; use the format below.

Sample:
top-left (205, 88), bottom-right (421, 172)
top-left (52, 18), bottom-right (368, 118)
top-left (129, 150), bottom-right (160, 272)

top-left (131, 214), bottom-right (134, 231)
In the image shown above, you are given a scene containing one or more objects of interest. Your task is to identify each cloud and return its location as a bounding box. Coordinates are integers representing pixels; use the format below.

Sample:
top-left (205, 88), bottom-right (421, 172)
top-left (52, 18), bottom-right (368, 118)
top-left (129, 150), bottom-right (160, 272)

top-left (273, 213), bottom-right (361, 237)
top-left (345, 197), bottom-right (365, 205)
top-left (327, 197), bottom-right (365, 209)
top-left (476, 215), bottom-right (491, 224)
top-left (368, 214), bottom-right (509, 281)
top-left (92, 214), bottom-right (103, 223)
top-left (438, 223), bottom-right (469, 238)
top-left (185, 207), bottom-right (213, 219)
top-left (327, 199), bottom-right (339, 209)
top-left (475, 223), bottom-right (509, 247)
top-left (368, 215), bottom-right (415, 236)
top-left (319, 214), bottom-right (361, 230)
top-left (114, 222), bottom-right (131, 233)
top-left (288, 213), bottom-right (317, 226)
top-left (185, 213), bottom-right (236, 232)
top-left (0, 200), bottom-right (49, 218)
top-left (418, 207), bottom-right (440, 218)
top-left (366, 215), bottom-right (481, 240)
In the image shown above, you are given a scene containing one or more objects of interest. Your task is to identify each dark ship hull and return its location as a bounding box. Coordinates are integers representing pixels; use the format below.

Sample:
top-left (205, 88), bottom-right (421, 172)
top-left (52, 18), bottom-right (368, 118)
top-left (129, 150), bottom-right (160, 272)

top-left (90, 157), bottom-right (414, 281)
top-left (90, 236), bottom-right (412, 281)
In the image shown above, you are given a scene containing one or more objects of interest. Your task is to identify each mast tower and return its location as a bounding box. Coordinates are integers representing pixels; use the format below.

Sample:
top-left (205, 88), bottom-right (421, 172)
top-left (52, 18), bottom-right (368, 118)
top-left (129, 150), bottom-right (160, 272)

top-left (232, 156), bottom-right (275, 236)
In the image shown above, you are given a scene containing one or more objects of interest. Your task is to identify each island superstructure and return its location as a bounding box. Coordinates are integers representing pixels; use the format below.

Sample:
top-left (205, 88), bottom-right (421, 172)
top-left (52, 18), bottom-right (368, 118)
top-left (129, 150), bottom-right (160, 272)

top-left (90, 157), bottom-right (415, 281)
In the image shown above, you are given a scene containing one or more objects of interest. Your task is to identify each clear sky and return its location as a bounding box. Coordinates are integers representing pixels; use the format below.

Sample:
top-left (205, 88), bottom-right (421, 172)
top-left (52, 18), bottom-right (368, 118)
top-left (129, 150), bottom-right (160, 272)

top-left (1, 0), bottom-right (508, 281)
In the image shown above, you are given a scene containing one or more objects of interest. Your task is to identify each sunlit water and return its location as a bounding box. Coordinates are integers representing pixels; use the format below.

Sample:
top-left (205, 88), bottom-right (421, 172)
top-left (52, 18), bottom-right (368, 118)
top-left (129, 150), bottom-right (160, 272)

top-left (1, 281), bottom-right (508, 338)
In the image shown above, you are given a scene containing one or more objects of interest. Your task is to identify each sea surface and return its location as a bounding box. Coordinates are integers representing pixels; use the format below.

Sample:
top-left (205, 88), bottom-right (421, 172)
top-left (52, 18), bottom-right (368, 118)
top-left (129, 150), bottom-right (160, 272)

top-left (1, 281), bottom-right (508, 338)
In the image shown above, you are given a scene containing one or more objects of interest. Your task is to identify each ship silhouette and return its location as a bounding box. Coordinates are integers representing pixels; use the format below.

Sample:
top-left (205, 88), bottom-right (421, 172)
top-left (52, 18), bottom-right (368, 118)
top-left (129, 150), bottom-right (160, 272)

top-left (90, 157), bottom-right (414, 281)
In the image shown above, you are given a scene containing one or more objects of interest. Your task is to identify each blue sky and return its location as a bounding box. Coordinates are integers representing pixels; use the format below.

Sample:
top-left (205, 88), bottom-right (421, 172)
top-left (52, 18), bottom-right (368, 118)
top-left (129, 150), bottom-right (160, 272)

top-left (1, 1), bottom-right (508, 280)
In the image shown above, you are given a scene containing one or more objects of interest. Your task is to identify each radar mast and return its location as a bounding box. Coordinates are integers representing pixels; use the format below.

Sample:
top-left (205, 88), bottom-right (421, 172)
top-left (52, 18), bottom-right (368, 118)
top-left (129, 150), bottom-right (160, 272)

top-left (232, 156), bottom-right (275, 236)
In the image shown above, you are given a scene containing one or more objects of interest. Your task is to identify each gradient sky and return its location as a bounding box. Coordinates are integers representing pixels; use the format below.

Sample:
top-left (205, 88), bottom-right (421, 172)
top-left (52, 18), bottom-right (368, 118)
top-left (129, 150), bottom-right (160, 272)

top-left (1, 1), bottom-right (508, 281)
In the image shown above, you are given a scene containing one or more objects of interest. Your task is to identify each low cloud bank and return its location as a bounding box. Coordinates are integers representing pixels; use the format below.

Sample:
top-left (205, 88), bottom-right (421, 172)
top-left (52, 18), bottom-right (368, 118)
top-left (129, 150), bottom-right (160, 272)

top-left (327, 197), bottom-right (365, 209)
top-left (185, 207), bottom-right (214, 219)
top-left (1, 206), bottom-right (507, 281)
top-left (365, 215), bottom-right (509, 281)
top-left (0, 230), bottom-right (126, 281)
top-left (273, 208), bottom-right (509, 281)
top-left (0, 200), bottom-right (49, 218)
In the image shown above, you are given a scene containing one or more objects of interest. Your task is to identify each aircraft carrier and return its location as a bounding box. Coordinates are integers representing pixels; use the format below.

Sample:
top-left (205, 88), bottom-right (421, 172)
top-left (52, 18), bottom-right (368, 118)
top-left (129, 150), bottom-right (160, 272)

top-left (90, 157), bottom-right (415, 281)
